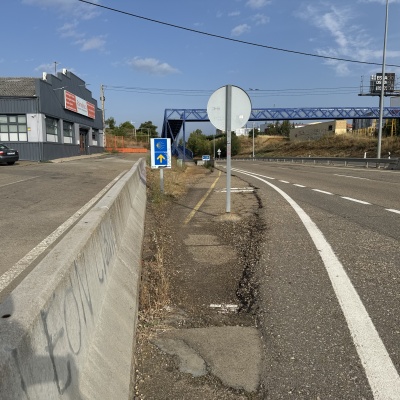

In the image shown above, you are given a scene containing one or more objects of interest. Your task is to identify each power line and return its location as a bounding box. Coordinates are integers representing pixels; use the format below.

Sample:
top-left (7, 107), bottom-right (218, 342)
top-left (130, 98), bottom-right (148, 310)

top-left (103, 84), bottom-right (373, 97)
top-left (78, 0), bottom-right (400, 68)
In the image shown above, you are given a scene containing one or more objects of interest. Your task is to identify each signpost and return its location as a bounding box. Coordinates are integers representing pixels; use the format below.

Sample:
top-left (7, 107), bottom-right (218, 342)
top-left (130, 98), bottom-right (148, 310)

top-left (151, 138), bottom-right (171, 193)
top-left (207, 85), bottom-right (251, 213)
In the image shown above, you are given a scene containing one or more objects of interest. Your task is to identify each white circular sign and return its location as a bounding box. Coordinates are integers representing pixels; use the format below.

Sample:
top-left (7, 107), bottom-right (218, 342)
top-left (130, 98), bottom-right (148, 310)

top-left (207, 85), bottom-right (252, 131)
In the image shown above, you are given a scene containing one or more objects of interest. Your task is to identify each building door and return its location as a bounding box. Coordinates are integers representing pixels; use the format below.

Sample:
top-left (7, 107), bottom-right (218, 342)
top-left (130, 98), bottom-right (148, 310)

top-left (79, 129), bottom-right (88, 154)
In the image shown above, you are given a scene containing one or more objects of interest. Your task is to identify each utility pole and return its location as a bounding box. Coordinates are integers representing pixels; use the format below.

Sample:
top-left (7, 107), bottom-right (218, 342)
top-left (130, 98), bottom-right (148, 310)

top-left (100, 85), bottom-right (106, 147)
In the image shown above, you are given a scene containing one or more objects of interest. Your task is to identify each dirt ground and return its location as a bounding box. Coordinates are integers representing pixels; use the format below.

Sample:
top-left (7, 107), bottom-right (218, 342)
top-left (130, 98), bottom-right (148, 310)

top-left (133, 164), bottom-right (266, 399)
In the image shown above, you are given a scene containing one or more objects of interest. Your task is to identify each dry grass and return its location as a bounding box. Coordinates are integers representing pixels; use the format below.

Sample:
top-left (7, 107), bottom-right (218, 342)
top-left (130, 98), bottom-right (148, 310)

top-left (237, 134), bottom-right (400, 158)
top-left (139, 159), bottom-right (209, 322)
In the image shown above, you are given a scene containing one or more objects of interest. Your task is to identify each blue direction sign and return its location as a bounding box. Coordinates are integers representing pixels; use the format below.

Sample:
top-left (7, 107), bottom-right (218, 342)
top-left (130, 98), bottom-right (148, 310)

top-left (151, 138), bottom-right (171, 169)
top-left (202, 155), bottom-right (211, 161)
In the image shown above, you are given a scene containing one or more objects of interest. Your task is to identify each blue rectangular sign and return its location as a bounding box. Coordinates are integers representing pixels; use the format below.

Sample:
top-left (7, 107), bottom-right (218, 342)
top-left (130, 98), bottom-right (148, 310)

top-left (151, 138), bottom-right (171, 169)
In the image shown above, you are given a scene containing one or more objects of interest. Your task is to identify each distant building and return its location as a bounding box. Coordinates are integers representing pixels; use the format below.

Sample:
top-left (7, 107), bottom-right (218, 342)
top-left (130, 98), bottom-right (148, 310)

top-left (289, 120), bottom-right (347, 142)
top-left (0, 70), bottom-right (103, 161)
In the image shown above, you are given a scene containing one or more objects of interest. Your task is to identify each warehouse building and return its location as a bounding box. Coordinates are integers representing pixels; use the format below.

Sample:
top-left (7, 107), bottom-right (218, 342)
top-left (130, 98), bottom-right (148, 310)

top-left (289, 120), bottom-right (347, 142)
top-left (0, 70), bottom-right (104, 161)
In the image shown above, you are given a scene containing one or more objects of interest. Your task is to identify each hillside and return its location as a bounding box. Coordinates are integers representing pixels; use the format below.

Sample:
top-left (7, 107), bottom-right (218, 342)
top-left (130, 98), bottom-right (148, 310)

top-left (237, 135), bottom-right (400, 159)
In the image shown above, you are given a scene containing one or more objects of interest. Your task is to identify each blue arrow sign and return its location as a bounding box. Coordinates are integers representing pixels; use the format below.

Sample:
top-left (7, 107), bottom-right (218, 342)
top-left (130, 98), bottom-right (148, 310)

top-left (151, 138), bottom-right (171, 169)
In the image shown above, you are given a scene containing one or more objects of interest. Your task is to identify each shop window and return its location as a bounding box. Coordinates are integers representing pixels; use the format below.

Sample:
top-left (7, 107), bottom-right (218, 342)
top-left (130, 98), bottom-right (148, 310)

top-left (92, 129), bottom-right (98, 146)
top-left (46, 117), bottom-right (59, 142)
top-left (0, 114), bottom-right (28, 142)
top-left (63, 121), bottom-right (74, 144)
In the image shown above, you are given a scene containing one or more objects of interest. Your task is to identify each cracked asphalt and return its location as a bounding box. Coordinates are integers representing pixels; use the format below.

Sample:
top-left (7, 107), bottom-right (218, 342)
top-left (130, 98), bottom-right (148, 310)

top-left (135, 166), bottom-right (266, 399)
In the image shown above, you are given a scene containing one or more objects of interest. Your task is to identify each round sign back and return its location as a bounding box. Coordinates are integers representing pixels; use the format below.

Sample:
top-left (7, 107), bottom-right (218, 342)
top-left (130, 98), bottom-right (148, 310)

top-left (207, 85), bottom-right (252, 131)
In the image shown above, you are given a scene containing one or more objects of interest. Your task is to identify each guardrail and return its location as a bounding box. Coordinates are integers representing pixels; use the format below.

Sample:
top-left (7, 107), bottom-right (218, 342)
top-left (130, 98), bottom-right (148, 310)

top-left (219, 157), bottom-right (400, 169)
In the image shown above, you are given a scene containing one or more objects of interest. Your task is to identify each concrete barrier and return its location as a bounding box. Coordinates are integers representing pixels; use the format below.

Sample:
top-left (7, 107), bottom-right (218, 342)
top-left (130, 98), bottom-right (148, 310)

top-left (0, 159), bottom-right (147, 400)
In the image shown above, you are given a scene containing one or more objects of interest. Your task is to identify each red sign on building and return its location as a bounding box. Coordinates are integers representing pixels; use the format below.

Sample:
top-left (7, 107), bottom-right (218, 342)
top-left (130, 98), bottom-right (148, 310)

top-left (64, 90), bottom-right (95, 119)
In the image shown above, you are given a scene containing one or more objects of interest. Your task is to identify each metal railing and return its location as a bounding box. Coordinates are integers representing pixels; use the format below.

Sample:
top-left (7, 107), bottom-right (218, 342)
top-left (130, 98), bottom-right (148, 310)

top-left (218, 157), bottom-right (399, 169)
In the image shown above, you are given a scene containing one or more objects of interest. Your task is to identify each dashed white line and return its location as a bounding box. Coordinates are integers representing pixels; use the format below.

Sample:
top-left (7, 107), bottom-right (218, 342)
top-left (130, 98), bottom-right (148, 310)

top-left (313, 189), bottom-right (334, 195)
top-left (279, 180), bottom-right (290, 183)
top-left (0, 176), bottom-right (40, 188)
top-left (0, 171), bottom-right (126, 292)
top-left (232, 167), bottom-right (400, 399)
top-left (341, 197), bottom-right (371, 205)
top-left (335, 174), bottom-right (369, 180)
top-left (386, 209), bottom-right (400, 215)
top-left (294, 184), bottom-right (306, 188)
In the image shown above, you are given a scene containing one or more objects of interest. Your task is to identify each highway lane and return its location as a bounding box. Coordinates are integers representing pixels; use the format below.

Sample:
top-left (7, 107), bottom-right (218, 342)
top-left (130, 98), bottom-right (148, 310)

top-left (225, 160), bottom-right (400, 399)
top-left (0, 153), bottom-right (144, 301)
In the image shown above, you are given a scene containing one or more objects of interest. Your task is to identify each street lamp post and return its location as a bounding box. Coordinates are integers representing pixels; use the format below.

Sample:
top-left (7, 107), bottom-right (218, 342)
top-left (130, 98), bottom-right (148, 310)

top-left (377, 0), bottom-right (389, 159)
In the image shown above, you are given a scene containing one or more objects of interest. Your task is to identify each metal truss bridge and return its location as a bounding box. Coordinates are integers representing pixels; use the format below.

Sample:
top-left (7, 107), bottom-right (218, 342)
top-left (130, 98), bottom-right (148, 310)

top-left (161, 106), bottom-right (400, 158)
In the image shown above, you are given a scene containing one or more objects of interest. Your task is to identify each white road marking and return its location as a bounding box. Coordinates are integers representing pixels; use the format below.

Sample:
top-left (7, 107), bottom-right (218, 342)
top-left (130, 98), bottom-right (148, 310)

top-left (293, 184), bottom-right (306, 188)
top-left (0, 171), bottom-right (127, 293)
top-left (386, 209), bottom-right (400, 215)
top-left (279, 180), bottom-right (290, 183)
top-left (341, 196), bottom-right (371, 205)
top-left (232, 167), bottom-right (400, 399)
top-left (0, 176), bottom-right (40, 188)
top-left (335, 174), bottom-right (369, 180)
top-left (312, 189), bottom-right (334, 195)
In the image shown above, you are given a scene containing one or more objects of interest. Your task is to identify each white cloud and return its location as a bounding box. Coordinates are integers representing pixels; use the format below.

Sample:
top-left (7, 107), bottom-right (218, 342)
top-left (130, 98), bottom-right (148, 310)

top-left (228, 11), bottom-right (241, 17)
top-left (246, 0), bottom-right (271, 9)
top-left (76, 36), bottom-right (107, 52)
top-left (127, 57), bottom-right (180, 76)
top-left (23, 0), bottom-right (101, 19)
top-left (58, 21), bottom-right (84, 39)
top-left (252, 13), bottom-right (269, 25)
top-left (231, 24), bottom-right (251, 36)
top-left (296, 3), bottom-right (382, 76)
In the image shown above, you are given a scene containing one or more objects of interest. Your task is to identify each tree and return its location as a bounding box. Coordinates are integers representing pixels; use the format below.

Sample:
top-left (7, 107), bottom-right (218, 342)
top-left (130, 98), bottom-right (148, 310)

top-left (187, 129), bottom-right (211, 157)
top-left (280, 120), bottom-right (291, 137)
top-left (137, 121), bottom-right (158, 138)
top-left (214, 132), bottom-right (240, 157)
top-left (248, 127), bottom-right (260, 138)
top-left (105, 117), bottom-right (116, 129)
top-left (115, 121), bottom-right (135, 137)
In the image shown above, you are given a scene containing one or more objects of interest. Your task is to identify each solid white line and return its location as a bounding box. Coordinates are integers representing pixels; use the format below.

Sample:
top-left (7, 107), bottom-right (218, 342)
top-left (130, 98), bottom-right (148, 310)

top-left (312, 189), bottom-right (334, 195)
top-left (342, 196), bottom-right (371, 205)
top-left (0, 171), bottom-right (127, 292)
top-left (232, 167), bottom-right (400, 399)
top-left (0, 176), bottom-right (40, 188)
top-left (293, 184), bottom-right (306, 188)
top-left (386, 209), bottom-right (400, 215)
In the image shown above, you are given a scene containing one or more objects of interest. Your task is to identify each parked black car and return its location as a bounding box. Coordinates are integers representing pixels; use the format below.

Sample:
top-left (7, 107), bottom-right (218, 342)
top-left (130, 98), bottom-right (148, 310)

top-left (0, 144), bottom-right (19, 165)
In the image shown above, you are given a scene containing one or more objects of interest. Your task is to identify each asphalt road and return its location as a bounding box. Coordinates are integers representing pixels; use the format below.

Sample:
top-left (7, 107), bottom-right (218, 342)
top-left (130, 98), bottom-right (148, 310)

top-left (226, 160), bottom-right (400, 399)
top-left (0, 153), bottom-right (145, 301)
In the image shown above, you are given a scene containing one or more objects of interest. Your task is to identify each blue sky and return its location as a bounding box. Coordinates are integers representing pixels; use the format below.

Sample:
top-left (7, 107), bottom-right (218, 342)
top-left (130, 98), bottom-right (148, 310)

top-left (3, 0), bottom-right (400, 134)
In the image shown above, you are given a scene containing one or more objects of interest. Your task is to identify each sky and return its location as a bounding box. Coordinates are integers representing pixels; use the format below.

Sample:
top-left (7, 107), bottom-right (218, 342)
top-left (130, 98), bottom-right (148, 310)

top-left (2, 0), bottom-right (400, 135)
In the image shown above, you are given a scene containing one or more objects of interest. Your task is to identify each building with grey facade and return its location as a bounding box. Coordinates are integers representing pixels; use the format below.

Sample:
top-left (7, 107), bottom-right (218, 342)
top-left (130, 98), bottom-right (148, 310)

top-left (0, 70), bottom-right (104, 161)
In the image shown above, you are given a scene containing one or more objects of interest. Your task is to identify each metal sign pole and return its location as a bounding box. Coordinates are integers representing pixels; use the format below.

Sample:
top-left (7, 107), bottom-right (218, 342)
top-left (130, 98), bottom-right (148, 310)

top-left (226, 85), bottom-right (232, 213)
top-left (160, 168), bottom-right (164, 193)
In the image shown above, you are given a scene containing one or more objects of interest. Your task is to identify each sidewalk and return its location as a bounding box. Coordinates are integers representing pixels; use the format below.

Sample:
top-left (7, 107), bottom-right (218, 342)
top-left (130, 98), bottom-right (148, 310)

top-left (135, 167), bottom-right (266, 399)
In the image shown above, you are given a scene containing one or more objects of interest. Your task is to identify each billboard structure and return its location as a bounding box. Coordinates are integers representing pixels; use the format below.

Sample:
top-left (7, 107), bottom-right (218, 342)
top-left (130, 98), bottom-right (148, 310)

top-left (369, 73), bottom-right (395, 94)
